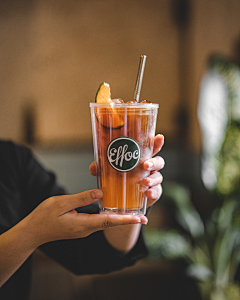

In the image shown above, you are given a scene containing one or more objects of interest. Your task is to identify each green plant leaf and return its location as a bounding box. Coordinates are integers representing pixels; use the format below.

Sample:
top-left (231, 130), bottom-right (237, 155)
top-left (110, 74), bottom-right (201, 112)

top-left (143, 228), bottom-right (191, 261)
top-left (164, 182), bottom-right (204, 239)
top-left (186, 264), bottom-right (213, 281)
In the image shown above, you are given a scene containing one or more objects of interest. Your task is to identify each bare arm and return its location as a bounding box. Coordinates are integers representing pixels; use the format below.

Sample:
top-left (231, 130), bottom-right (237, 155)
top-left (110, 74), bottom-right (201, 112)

top-left (0, 215), bottom-right (38, 288)
top-left (0, 190), bottom-right (146, 287)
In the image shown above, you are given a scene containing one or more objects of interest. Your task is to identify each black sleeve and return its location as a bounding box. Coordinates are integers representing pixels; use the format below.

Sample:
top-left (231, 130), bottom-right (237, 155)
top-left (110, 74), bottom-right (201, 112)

top-left (15, 144), bottom-right (66, 215)
top-left (39, 228), bottom-right (148, 275)
top-left (15, 143), bottom-right (148, 275)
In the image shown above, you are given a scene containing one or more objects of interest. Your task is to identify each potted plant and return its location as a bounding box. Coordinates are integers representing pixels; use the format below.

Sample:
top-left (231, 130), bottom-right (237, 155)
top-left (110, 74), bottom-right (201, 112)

top-left (144, 182), bottom-right (240, 300)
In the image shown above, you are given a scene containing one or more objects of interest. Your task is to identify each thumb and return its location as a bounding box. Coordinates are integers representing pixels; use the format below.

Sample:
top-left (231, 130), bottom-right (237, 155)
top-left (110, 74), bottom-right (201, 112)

top-left (56, 189), bottom-right (103, 214)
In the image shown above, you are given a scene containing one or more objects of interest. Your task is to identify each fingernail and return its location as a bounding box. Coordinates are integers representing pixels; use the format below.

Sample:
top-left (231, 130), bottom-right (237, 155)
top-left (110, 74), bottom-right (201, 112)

top-left (133, 217), bottom-right (142, 223)
top-left (148, 162), bottom-right (153, 169)
top-left (91, 189), bottom-right (102, 199)
top-left (141, 216), bottom-right (148, 225)
top-left (132, 216), bottom-right (148, 225)
top-left (146, 179), bottom-right (152, 186)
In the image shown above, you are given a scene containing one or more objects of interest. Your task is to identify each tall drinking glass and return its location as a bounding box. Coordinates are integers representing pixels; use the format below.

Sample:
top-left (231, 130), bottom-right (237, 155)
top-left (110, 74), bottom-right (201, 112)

top-left (90, 102), bottom-right (158, 215)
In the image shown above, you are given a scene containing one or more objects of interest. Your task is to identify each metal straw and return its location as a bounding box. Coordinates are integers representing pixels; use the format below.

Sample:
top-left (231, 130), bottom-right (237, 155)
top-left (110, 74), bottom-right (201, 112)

top-left (133, 55), bottom-right (147, 102)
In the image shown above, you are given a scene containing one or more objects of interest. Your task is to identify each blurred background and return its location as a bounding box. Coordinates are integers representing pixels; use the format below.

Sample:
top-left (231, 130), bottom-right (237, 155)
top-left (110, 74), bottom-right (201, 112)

top-left (1, 0), bottom-right (240, 299)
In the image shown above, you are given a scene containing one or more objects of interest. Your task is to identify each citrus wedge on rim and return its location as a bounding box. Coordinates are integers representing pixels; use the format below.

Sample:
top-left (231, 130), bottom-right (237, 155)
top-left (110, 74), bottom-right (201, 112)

top-left (95, 82), bottom-right (112, 104)
top-left (95, 82), bottom-right (124, 129)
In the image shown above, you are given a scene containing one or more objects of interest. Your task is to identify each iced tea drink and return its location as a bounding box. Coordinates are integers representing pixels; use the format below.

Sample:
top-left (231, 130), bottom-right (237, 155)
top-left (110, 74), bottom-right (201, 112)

top-left (90, 102), bottom-right (158, 215)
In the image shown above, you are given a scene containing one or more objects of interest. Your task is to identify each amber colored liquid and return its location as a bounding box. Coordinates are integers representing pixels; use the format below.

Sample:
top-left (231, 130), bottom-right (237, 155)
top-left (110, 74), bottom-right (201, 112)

top-left (93, 105), bottom-right (157, 213)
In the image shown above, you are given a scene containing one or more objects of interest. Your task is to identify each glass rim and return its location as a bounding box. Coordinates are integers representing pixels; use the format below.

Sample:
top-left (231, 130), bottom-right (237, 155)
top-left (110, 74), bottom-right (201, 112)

top-left (89, 102), bottom-right (159, 109)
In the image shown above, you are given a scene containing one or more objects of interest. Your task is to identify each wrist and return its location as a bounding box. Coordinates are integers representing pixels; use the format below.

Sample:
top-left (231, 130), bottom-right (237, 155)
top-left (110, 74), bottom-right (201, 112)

top-left (103, 224), bottom-right (141, 254)
top-left (18, 215), bottom-right (43, 250)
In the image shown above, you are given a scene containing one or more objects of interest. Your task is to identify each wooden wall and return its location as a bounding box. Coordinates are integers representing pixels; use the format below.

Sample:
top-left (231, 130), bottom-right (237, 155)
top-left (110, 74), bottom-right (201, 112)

top-left (0, 0), bottom-right (239, 151)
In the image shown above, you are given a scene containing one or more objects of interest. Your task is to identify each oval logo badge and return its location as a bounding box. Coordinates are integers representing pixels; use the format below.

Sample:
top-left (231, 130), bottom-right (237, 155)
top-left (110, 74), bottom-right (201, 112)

top-left (107, 137), bottom-right (141, 172)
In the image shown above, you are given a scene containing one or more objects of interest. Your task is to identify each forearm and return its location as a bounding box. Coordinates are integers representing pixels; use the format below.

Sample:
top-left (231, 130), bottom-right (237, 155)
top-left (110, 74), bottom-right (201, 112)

top-left (103, 224), bottom-right (142, 254)
top-left (0, 217), bottom-right (39, 287)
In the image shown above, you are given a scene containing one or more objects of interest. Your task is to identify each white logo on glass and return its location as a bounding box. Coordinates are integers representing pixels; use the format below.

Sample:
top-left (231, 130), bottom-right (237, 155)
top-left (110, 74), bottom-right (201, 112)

top-left (107, 137), bottom-right (141, 172)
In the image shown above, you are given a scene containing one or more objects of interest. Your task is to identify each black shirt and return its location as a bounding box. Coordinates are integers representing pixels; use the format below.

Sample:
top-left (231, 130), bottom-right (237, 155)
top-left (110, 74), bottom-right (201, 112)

top-left (0, 141), bottom-right (148, 300)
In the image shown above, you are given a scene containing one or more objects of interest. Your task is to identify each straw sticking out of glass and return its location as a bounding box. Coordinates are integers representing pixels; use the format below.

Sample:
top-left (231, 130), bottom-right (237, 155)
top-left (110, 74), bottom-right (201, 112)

top-left (133, 55), bottom-right (147, 102)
